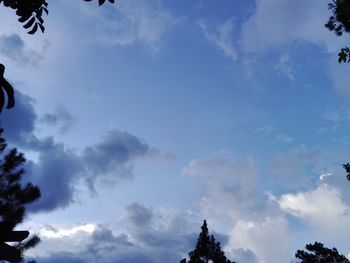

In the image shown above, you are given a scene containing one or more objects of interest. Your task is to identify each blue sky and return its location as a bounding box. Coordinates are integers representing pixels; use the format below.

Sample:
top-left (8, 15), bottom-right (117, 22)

top-left (1, 0), bottom-right (350, 262)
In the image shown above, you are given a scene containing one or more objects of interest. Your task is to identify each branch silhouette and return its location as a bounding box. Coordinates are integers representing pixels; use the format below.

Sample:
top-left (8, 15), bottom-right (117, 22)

top-left (0, 64), bottom-right (14, 112)
top-left (0, 0), bottom-right (115, 34)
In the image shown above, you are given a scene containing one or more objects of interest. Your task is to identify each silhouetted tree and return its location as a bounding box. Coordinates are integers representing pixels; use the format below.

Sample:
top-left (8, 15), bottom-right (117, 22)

top-left (181, 220), bottom-right (234, 263)
top-left (0, 128), bottom-right (41, 262)
top-left (343, 163), bottom-right (350, 181)
top-left (0, 0), bottom-right (115, 35)
top-left (325, 0), bottom-right (350, 62)
top-left (0, 64), bottom-right (14, 112)
top-left (295, 241), bottom-right (349, 263)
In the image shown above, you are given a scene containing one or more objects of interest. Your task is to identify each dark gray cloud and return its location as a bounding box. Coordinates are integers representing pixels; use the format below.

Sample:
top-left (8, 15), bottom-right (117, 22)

top-left (40, 105), bottom-right (76, 133)
top-left (126, 202), bottom-right (153, 228)
top-left (83, 130), bottom-right (153, 191)
top-left (0, 90), bottom-right (156, 212)
top-left (0, 34), bottom-right (44, 66)
top-left (0, 90), bottom-right (37, 144)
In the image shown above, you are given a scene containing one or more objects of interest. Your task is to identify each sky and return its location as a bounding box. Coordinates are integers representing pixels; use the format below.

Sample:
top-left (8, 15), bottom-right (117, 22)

top-left (1, 0), bottom-right (350, 262)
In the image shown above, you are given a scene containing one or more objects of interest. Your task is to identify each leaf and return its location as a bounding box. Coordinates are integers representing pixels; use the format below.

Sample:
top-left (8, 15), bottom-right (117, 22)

top-left (23, 17), bottom-right (35, 29)
top-left (27, 23), bottom-right (38, 34)
top-left (0, 86), bottom-right (5, 113)
top-left (39, 23), bottom-right (45, 33)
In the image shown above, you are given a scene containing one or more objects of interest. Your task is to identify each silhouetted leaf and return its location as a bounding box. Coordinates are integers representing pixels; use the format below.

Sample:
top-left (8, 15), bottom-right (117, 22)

top-left (27, 23), bottom-right (38, 34)
top-left (23, 17), bottom-right (35, 29)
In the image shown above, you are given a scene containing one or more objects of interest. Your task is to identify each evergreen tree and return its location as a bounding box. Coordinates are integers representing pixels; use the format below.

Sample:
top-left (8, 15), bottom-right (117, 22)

top-left (181, 220), bottom-right (234, 263)
top-left (295, 242), bottom-right (349, 263)
top-left (0, 128), bottom-right (41, 262)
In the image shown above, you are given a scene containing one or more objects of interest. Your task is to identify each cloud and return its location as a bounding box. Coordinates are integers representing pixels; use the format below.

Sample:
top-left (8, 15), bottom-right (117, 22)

top-left (30, 203), bottom-right (200, 263)
top-left (228, 217), bottom-right (291, 263)
top-left (182, 151), bottom-right (268, 223)
top-left (268, 145), bottom-right (350, 190)
top-left (275, 183), bottom-right (350, 251)
top-left (254, 126), bottom-right (275, 136)
top-left (126, 202), bottom-right (153, 229)
top-left (0, 90), bottom-right (157, 212)
top-left (0, 90), bottom-right (37, 144)
top-left (0, 34), bottom-right (44, 66)
top-left (274, 54), bottom-right (294, 81)
top-left (197, 18), bottom-right (237, 61)
top-left (274, 134), bottom-right (294, 144)
top-left (240, 0), bottom-right (349, 53)
top-left (230, 248), bottom-right (259, 263)
top-left (40, 105), bottom-right (76, 134)
top-left (278, 184), bottom-right (346, 221)
top-left (73, 0), bottom-right (178, 53)
top-left (83, 130), bottom-right (153, 185)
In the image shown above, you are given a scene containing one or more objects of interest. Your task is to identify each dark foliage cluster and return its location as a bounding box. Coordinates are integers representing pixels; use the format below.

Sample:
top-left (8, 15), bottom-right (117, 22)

top-left (181, 220), bottom-right (234, 263)
top-left (325, 0), bottom-right (350, 36)
top-left (325, 0), bottom-right (350, 62)
top-left (0, 128), bottom-right (41, 261)
top-left (0, 64), bottom-right (14, 112)
top-left (296, 242), bottom-right (349, 263)
top-left (343, 163), bottom-right (350, 181)
top-left (0, 0), bottom-right (115, 34)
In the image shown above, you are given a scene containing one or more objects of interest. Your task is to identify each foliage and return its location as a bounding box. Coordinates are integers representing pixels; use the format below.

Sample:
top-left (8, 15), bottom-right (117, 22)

top-left (325, 0), bottom-right (350, 63)
top-left (181, 220), bottom-right (234, 263)
top-left (0, 0), bottom-right (115, 34)
top-left (295, 242), bottom-right (349, 263)
top-left (343, 163), bottom-right (350, 181)
top-left (0, 64), bottom-right (14, 112)
top-left (0, 128), bottom-right (41, 262)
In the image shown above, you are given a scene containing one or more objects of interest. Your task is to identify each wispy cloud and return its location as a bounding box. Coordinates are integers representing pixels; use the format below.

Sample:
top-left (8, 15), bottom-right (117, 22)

top-left (197, 17), bottom-right (237, 61)
top-left (275, 54), bottom-right (294, 81)
top-left (240, 0), bottom-right (347, 53)
top-left (73, 0), bottom-right (178, 54)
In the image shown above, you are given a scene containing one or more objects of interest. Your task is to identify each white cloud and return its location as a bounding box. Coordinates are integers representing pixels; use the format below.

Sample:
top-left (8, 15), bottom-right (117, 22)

top-left (276, 184), bottom-right (350, 250)
top-left (240, 0), bottom-right (347, 53)
top-left (275, 54), bottom-right (294, 81)
top-left (40, 224), bottom-right (96, 239)
top-left (275, 134), bottom-right (294, 144)
top-left (227, 217), bottom-right (291, 263)
top-left (73, 0), bottom-right (178, 54)
top-left (197, 17), bottom-right (237, 61)
top-left (278, 184), bottom-right (347, 220)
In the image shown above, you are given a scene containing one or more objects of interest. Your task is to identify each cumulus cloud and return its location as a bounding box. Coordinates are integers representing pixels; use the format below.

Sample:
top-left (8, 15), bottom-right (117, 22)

top-left (278, 184), bottom-right (346, 221)
top-left (197, 17), bottom-right (237, 61)
top-left (0, 90), bottom-right (156, 212)
top-left (30, 203), bottom-right (200, 263)
top-left (228, 217), bottom-right (291, 263)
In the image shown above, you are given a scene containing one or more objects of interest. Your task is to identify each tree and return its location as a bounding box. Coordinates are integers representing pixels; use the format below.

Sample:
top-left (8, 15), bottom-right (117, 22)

top-left (343, 163), bottom-right (350, 181)
top-left (325, 0), bottom-right (350, 63)
top-left (0, 0), bottom-right (115, 35)
top-left (181, 220), bottom-right (234, 263)
top-left (0, 128), bottom-right (41, 262)
top-left (295, 241), bottom-right (349, 263)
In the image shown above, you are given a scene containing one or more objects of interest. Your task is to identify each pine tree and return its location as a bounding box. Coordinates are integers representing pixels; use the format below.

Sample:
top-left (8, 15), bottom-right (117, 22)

top-left (295, 242), bottom-right (350, 263)
top-left (0, 128), bottom-right (41, 262)
top-left (181, 220), bottom-right (234, 263)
